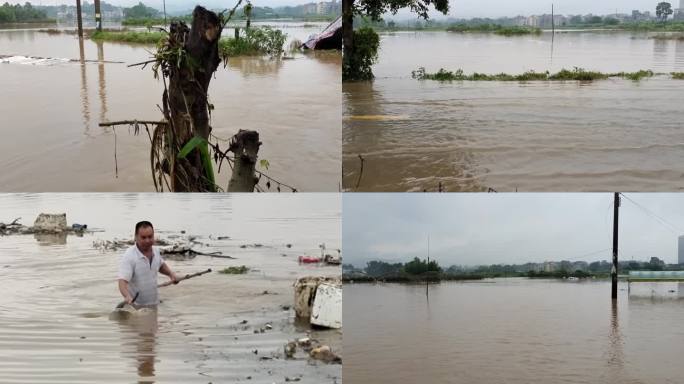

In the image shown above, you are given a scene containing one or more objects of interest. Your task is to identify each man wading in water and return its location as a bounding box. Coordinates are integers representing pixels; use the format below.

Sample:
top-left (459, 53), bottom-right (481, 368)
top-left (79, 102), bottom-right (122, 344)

top-left (118, 221), bottom-right (178, 308)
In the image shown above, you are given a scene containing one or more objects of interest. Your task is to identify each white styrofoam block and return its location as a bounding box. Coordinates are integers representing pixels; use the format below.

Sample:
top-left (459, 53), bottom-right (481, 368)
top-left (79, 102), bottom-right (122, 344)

top-left (310, 283), bottom-right (342, 329)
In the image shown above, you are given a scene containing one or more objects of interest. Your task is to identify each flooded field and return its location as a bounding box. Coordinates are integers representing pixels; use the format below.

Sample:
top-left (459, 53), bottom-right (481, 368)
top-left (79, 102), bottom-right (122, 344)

top-left (343, 31), bottom-right (684, 191)
top-left (344, 279), bottom-right (684, 384)
top-left (0, 193), bottom-right (341, 383)
top-left (0, 22), bottom-right (341, 192)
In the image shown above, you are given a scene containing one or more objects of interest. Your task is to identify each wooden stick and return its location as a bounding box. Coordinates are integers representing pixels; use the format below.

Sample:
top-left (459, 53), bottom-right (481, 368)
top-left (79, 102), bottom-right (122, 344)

top-left (158, 268), bottom-right (212, 287)
top-left (99, 120), bottom-right (168, 127)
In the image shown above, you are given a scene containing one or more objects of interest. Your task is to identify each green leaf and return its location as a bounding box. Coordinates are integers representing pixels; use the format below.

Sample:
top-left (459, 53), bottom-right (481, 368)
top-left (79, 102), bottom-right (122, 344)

top-left (177, 136), bottom-right (207, 159)
top-left (259, 159), bottom-right (270, 170)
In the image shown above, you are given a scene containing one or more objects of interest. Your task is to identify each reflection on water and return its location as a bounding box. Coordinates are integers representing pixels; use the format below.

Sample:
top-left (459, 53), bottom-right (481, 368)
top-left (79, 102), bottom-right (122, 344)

top-left (344, 32), bottom-right (684, 192)
top-left (78, 37), bottom-right (91, 133)
top-left (226, 56), bottom-right (285, 76)
top-left (97, 41), bottom-right (107, 125)
top-left (344, 279), bottom-right (684, 384)
top-left (34, 231), bottom-right (67, 245)
top-left (114, 309), bottom-right (159, 382)
top-left (607, 300), bottom-right (624, 372)
top-left (0, 25), bottom-right (341, 192)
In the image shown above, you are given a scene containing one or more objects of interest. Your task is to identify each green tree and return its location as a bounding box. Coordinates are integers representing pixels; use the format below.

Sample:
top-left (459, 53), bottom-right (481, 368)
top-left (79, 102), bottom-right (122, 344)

top-left (343, 0), bottom-right (450, 81)
top-left (656, 2), bottom-right (673, 21)
top-left (365, 260), bottom-right (404, 277)
top-left (569, 15), bottom-right (583, 25)
top-left (124, 2), bottom-right (159, 19)
top-left (403, 257), bottom-right (442, 275)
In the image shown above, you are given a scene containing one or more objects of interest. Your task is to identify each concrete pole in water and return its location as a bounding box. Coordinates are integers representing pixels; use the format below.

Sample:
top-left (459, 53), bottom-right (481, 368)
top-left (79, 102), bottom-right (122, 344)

top-left (94, 0), bottom-right (102, 31)
top-left (76, 0), bottom-right (83, 38)
top-left (426, 235), bottom-right (430, 298)
top-left (612, 192), bottom-right (620, 300)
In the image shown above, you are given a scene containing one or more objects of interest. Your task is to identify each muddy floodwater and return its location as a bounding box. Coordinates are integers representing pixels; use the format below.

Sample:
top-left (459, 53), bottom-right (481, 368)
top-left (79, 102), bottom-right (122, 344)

top-left (344, 278), bottom-right (684, 384)
top-left (343, 31), bottom-right (684, 191)
top-left (0, 193), bottom-right (341, 383)
top-left (0, 22), bottom-right (341, 192)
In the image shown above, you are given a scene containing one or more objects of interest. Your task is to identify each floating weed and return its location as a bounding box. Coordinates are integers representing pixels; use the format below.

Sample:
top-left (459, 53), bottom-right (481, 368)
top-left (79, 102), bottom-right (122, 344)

top-left (219, 265), bottom-right (250, 274)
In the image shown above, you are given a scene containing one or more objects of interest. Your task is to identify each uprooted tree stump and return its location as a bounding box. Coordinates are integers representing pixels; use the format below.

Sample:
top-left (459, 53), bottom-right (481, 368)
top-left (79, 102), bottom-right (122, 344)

top-left (160, 5), bottom-right (244, 192)
top-left (101, 2), bottom-right (298, 193)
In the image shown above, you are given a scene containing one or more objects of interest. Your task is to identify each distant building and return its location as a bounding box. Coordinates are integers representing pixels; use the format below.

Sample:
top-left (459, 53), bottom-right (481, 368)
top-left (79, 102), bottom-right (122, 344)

top-left (543, 261), bottom-right (558, 272)
top-left (679, 235), bottom-right (684, 264)
top-left (676, 0), bottom-right (684, 20)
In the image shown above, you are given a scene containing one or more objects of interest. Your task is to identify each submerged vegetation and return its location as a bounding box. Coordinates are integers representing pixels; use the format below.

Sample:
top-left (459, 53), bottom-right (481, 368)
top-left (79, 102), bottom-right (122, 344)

top-left (219, 265), bottom-right (250, 274)
top-left (90, 30), bottom-right (165, 44)
top-left (447, 24), bottom-right (541, 36)
top-left (412, 67), bottom-right (660, 82)
top-left (219, 26), bottom-right (287, 57)
top-left (88, 26), bottom-right (286, 57)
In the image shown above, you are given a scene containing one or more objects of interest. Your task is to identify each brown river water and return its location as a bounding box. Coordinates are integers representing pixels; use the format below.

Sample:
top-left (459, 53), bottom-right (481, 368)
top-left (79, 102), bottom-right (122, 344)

top-left (0, 193), bottom-right (341, 383)
top-left (344, 278), bottom-right (684, 384)
top-left (0, 22), bottom-right (341, 192)
top-left (343, 31), bottom-right (684, 192)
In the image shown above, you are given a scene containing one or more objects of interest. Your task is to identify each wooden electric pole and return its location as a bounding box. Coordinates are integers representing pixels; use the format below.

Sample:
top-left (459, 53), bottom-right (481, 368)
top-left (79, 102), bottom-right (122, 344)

top-left (76, 0), bottom-right (83, 37)
top-left (94, 0), bottom-right (102, 31)
top-left (612, 192), bottom-right (620, 299)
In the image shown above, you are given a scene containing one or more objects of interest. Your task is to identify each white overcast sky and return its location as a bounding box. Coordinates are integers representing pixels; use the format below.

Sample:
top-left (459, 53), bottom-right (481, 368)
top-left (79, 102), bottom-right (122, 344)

top-left (343, 193), bottom-right (684, 268)
top-left (15, 0), bottom-right (683, 16)
top-left (13, 0), bottom-right (317, 10)
top-left (388, 0), bottom-right (684, 19)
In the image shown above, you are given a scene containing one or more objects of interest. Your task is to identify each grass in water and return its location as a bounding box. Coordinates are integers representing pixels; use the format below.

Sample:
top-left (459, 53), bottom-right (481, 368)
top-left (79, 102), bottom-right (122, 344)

top-left (219, 265), bottom-right (250, 274)
top-left (412, 67), bottom-right (656, 82)
top-left (446, 24), bottom-right (541, 36)
top-left (672, 72), bottom-right (684, 79)
top-left (90, 30), bottom-right (165, 44)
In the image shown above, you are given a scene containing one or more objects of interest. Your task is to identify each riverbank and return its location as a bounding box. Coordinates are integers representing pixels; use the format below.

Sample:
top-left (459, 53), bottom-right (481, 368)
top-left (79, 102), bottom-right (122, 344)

top-left (343, 272), bottom-right (612, 283)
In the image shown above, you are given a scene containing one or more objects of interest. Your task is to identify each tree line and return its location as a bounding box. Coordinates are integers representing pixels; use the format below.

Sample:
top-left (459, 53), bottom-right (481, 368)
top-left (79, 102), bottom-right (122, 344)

top-left (0, 2), bottom-right (50, 23)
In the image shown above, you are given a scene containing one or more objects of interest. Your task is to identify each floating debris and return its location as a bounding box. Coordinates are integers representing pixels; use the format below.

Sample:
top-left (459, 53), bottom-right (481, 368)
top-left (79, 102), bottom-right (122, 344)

top-left (219, 265), bottom-right (250, 274)
top-left (294, 277), bottom-right (342, 328)
top-left (310, 345), bottom-right (341, 364)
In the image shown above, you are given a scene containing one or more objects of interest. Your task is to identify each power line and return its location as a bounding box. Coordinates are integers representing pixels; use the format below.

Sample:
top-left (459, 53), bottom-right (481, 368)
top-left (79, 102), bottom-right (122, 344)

top-left (563, 247), bottom-right (612, 261)
top-left (620, 193), bottom-right (684, 235)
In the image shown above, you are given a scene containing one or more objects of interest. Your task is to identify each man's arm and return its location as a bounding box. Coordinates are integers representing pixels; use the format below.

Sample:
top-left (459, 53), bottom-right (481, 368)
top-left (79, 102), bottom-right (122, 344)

top-left (118, 279), bottom-right (134, 304)
top-left (159, 262), bottom-right (178, 284)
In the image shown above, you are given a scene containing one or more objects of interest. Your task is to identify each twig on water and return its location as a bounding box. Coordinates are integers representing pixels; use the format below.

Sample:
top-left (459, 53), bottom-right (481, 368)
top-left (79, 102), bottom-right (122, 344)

top-left (100, 120), bottom-right (168, 127)
top-left (355, 154), bottom-right (365, 190)
top-left (113, 127), bottom-right (118, 178)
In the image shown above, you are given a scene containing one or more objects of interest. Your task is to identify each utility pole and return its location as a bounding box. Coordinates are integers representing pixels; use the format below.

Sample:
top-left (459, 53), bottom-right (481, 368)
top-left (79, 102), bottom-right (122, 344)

top-left (94, 0), bottom-right (102, 31)
top-left (76, 0), bottom-right (83, 38)
top-left (612, 192), bottom-right (620, 299)
top-left (426, 235), bottom-right (430, 298)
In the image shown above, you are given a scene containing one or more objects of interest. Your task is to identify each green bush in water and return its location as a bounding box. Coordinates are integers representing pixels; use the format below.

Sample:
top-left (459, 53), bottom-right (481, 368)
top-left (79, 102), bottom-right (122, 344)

top-left (343, 27), bottom-right (380, 81)
top-left (413, 66), bottom-right (656, 82)
top-left (671, 72), bottom-right (684, 79)
top-left (219, 26), bottom-right (287, 58)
